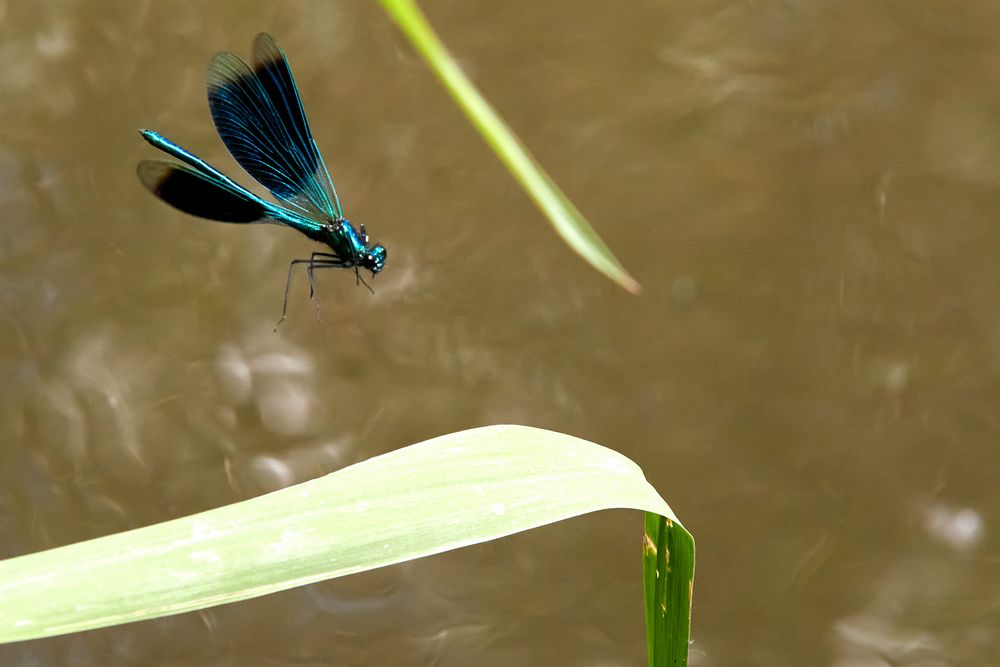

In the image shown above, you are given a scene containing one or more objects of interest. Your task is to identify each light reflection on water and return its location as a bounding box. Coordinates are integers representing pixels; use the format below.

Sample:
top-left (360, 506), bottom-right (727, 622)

top-left (1, 1), bottom-right (999, 664)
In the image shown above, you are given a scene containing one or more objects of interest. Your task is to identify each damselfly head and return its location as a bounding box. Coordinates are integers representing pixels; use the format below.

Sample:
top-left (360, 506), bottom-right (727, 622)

top-left (363, 244), bottom-right (386, 275)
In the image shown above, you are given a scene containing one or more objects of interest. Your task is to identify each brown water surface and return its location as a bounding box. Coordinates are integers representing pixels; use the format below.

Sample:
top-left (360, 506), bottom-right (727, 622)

top-left (1, 1), bottom-right (998, 664)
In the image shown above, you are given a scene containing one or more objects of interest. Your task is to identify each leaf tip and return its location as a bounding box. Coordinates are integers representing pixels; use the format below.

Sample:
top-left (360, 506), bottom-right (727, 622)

top-left (621, 273), bottom-right (642, 295)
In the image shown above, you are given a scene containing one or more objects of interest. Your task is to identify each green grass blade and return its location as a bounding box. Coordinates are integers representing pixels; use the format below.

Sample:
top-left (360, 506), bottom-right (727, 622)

top-left (644, 513), bottom-right (695, 666)
top-left (378, 0), bottom-right (641, 294)
top-left (0, 425), bottom-right (690, 662)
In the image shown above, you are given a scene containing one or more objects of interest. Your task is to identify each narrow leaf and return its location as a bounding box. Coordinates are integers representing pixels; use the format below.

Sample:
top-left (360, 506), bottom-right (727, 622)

top-left (379, 0), bottom-right (641, 294)
top-left (645, 512), bottom-right (695, 666)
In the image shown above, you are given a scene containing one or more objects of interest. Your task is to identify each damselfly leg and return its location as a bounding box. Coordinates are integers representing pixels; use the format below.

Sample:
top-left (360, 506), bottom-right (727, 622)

top-left (276, 252), bottom-right (350, 330)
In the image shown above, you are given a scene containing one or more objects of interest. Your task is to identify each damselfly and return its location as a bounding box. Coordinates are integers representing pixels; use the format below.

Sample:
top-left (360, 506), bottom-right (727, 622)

top-left (138, 33), bottom-right (385, 327)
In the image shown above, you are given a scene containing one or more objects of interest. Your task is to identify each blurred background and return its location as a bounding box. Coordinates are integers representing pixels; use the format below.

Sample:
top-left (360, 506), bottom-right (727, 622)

top-left (2, 1), bottom-right (999, 664)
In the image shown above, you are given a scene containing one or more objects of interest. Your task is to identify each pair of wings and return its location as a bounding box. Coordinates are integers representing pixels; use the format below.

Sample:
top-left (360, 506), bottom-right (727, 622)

top-left (138, 33), bottom-right (342, 225)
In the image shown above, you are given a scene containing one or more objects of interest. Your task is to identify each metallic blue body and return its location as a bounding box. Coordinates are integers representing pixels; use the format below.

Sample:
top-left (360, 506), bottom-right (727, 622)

top-left (137, 33), bottom-right (386, 300)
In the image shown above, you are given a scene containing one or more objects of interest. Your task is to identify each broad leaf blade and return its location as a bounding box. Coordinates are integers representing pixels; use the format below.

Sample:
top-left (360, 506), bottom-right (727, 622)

top-left (0, 425), bottom-right (683, 648)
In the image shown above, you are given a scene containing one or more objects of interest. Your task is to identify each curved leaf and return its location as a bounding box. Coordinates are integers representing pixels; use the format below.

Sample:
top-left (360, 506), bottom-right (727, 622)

top-left (0, 425), bottom-right (690, 663)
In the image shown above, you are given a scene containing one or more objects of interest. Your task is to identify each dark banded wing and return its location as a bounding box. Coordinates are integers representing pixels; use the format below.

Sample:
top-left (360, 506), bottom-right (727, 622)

top-left (206, 33), bottom-right (343, 221)
top-left (138, 161), bottom-right (269, 223)
top-left (137, 130), bottom-right (272, 223)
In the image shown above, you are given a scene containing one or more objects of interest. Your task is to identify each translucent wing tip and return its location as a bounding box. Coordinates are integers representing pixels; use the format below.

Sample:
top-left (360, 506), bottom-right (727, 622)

top-left (136, 159), bottom-right (166, 189)
top-left (254, 33), bottom-right (279, 52)
top-left (252, 33), bottom-right (285, 71)
top-left (206, 51), bottom-right (251, 93)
